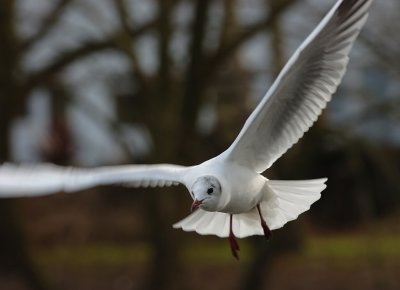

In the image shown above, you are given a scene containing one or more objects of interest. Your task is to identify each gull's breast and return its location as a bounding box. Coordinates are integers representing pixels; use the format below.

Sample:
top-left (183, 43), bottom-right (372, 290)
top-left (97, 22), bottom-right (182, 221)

top-left (217, 163), bottom-right (265, 214)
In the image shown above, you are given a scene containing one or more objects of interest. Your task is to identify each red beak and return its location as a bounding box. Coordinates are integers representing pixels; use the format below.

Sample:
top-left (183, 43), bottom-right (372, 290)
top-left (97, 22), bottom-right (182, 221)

top-left (191, 199), bottom-right (203, 212)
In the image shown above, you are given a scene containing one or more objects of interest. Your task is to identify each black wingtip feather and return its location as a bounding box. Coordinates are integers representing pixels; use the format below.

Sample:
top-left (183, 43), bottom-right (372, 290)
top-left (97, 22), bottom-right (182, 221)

top-left (338, 0), bottom-right (370, 18)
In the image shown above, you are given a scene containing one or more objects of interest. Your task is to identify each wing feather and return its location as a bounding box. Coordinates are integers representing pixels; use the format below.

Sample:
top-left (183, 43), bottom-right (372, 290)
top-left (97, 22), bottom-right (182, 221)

top-left (222, 0), bottom-right (373, 173)
top-left (0, 163), bottom-right (188, 197)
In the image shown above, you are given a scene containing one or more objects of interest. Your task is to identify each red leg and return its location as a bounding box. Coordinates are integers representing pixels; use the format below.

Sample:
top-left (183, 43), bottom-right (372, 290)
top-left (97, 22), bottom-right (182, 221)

top-left (257, 204), bottom-right (272, 240)
top-left (228, 214), bottom-right (240, 260)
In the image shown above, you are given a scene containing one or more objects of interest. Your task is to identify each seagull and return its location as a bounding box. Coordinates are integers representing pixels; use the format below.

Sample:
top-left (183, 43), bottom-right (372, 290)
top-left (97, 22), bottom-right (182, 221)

top-left (0, 0), bottom-right (373, 259)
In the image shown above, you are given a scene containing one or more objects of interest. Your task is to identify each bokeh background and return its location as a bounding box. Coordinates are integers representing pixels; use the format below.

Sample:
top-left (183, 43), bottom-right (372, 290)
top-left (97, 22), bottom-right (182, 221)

top-left (0, 0), bottom-right (399, 289)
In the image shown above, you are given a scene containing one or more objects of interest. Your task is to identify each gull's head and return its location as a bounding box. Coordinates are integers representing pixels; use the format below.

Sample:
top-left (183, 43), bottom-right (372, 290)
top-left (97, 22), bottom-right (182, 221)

top-left (190, 176), bottom-right (221, 212)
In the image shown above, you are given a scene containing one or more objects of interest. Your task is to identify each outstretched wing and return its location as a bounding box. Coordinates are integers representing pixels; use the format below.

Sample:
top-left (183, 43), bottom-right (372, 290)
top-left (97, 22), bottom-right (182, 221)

top-left (0, 163), bottom-right (188, 197)
top-left (223, 0), bottom-right (373, 173)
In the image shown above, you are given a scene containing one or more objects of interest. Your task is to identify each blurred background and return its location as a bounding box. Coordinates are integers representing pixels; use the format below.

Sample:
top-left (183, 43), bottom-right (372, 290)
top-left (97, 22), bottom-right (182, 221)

top-left (0, 0), bottom-right (399, 289)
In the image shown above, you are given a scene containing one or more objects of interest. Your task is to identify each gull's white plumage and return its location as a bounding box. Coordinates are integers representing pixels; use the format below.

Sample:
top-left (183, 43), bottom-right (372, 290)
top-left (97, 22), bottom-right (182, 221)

top-left (0, 163), bottom-right (185, 196)
top-left (0, 0), bottom-right (373, 245)
top-left (223, 0), bottom-right (372, 173)
top-left (173, 179), bottom-right (327, 238)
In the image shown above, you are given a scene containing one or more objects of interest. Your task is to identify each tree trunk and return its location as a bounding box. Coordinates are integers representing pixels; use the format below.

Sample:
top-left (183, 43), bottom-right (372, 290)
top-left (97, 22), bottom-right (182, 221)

top-left (0, 1), bottom-right (47, 289)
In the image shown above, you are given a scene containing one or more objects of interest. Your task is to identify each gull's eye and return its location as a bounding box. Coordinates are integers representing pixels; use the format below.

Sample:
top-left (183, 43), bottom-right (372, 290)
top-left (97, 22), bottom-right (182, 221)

top-left (207, 188), bottom-right (214, 195)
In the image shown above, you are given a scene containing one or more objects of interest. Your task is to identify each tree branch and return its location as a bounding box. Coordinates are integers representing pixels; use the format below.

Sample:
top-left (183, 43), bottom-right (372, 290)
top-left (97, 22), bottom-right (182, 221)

top-left (359, 34), bottom-right (400, 77)
top-left (156, 0), bottom-right (173, 101)
top-left (22, 0), bottom-right (73, 51)
top-left (181, 0), bottom-right (211, 128)
top-left (204, 0), bottom-right (296, 79)
top-left (113, 0), bottom-right (150, 92)
top-left (24, 21), bottom-right (155, 95)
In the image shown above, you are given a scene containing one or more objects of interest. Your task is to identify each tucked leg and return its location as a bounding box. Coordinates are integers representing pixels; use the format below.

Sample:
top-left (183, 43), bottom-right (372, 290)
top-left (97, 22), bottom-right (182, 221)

top-left (257, 204), bottom-right (272, 240)
top-left (228, 214), bottom-right (240, 260)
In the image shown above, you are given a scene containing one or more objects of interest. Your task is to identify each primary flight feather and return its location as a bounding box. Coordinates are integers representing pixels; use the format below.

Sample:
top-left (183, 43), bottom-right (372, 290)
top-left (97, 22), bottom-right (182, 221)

top-left (0, 0), bottom-right (373, 259)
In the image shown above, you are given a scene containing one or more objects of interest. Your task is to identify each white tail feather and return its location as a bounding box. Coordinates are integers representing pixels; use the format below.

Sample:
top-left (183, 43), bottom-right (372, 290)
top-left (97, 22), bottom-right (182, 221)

top-left (263, 178), bottom-right (326, 230)
top-left (172, 209), bottom-right (263, 238)
top-left (173, 178), bottom-right (327, 238)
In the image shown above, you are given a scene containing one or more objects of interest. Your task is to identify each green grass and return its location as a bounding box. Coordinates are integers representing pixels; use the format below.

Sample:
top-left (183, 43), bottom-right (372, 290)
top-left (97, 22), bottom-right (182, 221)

top-left (34, 243), bottom-right (152, 267)
top-left (305, 234), bottom-right (400, 263)
top-left (34, 240), bottom-right (255, 267)
top-left (33, 234), bottom-right (400, 268)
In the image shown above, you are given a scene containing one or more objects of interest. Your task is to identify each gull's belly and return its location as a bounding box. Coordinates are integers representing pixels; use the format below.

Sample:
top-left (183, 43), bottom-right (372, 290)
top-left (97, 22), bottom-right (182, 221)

top-left (218, 167), bottom-right (265, 214)
top-left (220, 190), bottom-right (262, 214)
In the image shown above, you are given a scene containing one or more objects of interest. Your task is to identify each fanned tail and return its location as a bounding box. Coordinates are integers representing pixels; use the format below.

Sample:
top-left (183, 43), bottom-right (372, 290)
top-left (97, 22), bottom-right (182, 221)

top-left (172, 209), bottom-right (263, 238)
top-left (263, 178), bottom-right (327, 230)
top-left (173, 178), bottom-right (327, 238)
